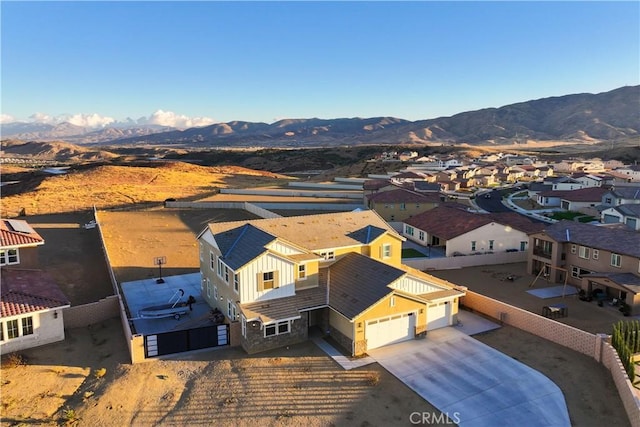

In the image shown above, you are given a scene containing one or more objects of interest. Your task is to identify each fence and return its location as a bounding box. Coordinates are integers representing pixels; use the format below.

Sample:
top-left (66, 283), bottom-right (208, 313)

top-left (63, 295), bottom-right (120, 329)
top-left (462, 291), bottom-right (640, 425)
top-left (220, 188), bottom-right (363, 199)
top-left (404, 251), bottom-right (527, 271)
top-left (164, 200), bottom-right (362, 215)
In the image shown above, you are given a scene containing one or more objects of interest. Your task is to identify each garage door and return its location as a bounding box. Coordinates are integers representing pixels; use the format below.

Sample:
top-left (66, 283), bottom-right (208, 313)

top-left (366, 312), bottom-right (416, 350)
top-left (427, 302), bottom-right (451, 330)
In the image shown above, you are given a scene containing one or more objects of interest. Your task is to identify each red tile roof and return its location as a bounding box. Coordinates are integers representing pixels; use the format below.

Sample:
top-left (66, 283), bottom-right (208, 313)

top-left (0, 219), bottom-right (44, 248)
top-left (404, 204), bottom-right (543, 239)
top-left (367, 188), bottom-right (441, 204)
top-left (1, 269), bottom-right (69, 317)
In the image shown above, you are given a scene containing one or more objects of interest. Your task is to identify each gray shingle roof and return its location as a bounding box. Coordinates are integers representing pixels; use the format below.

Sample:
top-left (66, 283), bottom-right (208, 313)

top-left (240, 285), bottom-right (328, 323)
top-left (207, 210), bottom-right (402, 253)
top-left (215, 224), bottom-right (276, 270)
top-left (542, 221), bottom-right (640, 258)
top-left (585, 272), bottom-right (640, 294)
top-left (347, 225), bottom-right (387, 244)
top-left (616, 204), bottom-right (640, 217)
top-left (327, 253), bottom-right (405, 320)
top-left (610, 187), bottom-right (640, 200)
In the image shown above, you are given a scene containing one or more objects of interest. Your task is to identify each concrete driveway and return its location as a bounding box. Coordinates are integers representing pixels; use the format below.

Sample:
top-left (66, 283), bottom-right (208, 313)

top-left (368, 327), bottom-right (570, 427)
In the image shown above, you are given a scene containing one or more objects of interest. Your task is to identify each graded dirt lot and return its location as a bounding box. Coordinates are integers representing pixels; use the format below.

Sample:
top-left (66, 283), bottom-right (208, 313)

top-left (1, 318), bottom-right (446, 427)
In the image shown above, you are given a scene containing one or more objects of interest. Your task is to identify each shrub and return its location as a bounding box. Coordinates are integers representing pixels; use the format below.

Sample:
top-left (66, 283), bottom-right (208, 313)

top-left (94, 367), bottom-right (107, 379)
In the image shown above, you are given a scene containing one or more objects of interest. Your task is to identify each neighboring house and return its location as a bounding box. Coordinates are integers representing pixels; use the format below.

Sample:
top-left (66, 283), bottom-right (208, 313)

top-left (601, 186), bottom-right (640, 208)
top-left (547, 176), bottom-right (583, 191)
top-left (402, 204), bottom-right (542, 256)
top-left (0, 219), bottom-right (70, 353)
top-left (197, 211), bottom-right (465, 356)
top-left (527, 221), bottom-right (640, 314)
top-left (536, 187), bottom-right (606, 209)
top-left (412, 181), bottom-right (441, 193)
top-left (572, 173), bottom-right (605, 188)
top-left (614, 165), bottom-right (640, 182)
top-left (366, 188), bottom-right (442, 222)
top-left (601, 204), bottom-right (640, 230)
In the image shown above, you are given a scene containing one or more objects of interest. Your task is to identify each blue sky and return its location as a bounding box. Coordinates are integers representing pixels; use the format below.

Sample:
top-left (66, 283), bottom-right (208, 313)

top-left (1, 1), bottom-right (639, 127)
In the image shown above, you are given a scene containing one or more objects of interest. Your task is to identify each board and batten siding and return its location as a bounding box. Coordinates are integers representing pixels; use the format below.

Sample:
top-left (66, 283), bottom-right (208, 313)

top-left (239, 253), bottom-right (296, 303)
top-left (390, 276), bottom-right (444, 295)
top-left (267, 241), bottom-right (305, 256)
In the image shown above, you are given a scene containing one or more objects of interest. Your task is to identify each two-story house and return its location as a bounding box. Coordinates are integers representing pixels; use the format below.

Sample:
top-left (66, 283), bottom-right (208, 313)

top-left (1, 219), bottom-right (70, 353)
top-left (366, 188), bottom-right (442, 222)
top-left (601, 204), bottom-right (640, 230)
top-left (197, 211), bottom-right (465, 356)
top-left (601, 186), bottom-right (640, 208)
top-left (528, 221), bottom-right (640, 314)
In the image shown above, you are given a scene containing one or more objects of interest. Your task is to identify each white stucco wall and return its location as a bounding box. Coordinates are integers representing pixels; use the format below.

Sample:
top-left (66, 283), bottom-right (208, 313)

top-left (0, 309), bottom-right (66, 354)
top-left (445, 222), bottom-right (529, 256)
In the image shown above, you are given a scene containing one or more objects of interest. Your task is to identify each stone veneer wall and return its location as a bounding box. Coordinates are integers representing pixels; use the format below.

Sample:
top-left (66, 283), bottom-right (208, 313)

top-left (241, 316), bottom-right (308, 354)
top-left (329, 325), bottom-right (354, 356)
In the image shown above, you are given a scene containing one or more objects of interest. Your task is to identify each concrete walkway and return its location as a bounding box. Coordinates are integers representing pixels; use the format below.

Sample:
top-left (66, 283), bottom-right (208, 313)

top-left (310, 336), bottom-right (375, 370)
top-left (368, 327), bottom-right (570, 427)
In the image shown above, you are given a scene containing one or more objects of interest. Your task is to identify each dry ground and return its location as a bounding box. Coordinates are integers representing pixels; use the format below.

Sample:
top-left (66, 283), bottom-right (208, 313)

top-left (1, 318), bottom-right (446, 427)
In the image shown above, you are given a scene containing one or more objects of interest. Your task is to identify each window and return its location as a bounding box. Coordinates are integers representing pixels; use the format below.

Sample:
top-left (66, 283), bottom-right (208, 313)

top-left (605, 197), bottom-right (612, 204)
top-left (263, 272), bottom-right (275, 290)
top-left (592, 250), bottom-right (599, 260)
top-left (320, 251), bottom-right (335, 261)
top-left (241, 316), bottom-right (247, 338)
top-left (264, 320), bottom-right (291, 337)
top-left (199, 243), bottom-right (204, 261)
top-left (298, 265), bottom-right (306, 280)
top-left (6, 319), bottom-right (18, 339)
top-left (418, 231), bottom-right (425, 241)
top-left (0, 249), bottom-right (19, 266)
top-left (227, 300), bottom-right (237, 320)
top-left (405, 226), bottom-right (414, 236)
top-left (213, 285), bottom-right (218, 301)
top-left (570, 245), bottom-right (576, 254)
top-left (390, 296), bottom-right (395, 307)
top-left (0, 322), bottom-right (3, 341)
top-left (611, 253), bottom-right (622, 268)
top-left (400, 203), bottom-right (406, 211)
top-left (234, 274), bottom-right (239, 292)
top-left (471, 241), bottom-right (477, 251)
top-left (489, 240), bottom-right (494, 250)
top-left (520, 241), bottom-right (527, 251)
top-left (571, 266), bottom-right (592, 278)
top-left (206, 278), bottom-right (211, 299)
top-left (578, 246), bottom-right (590, 259)
top-left (210, 252), bottom-right (215, 271)
top-left (217, 258), bottom-right (223, 277)
top-left (224, 266), bottom-right (229, 283)
top-left (22, 317), bottom-right (33, 336)
top-left (382, 244), bottom-right (392, 259)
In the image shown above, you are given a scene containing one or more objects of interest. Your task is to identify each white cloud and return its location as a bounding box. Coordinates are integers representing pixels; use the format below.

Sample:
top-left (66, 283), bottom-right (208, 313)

top-left (138, 110), bottom-right (216, 128)
top-left (67, 113), bottom-right (115, 128)
top-left (29, 112), bottom-right (57, 124)
top-left (0, 114), bottom-right (15, 124)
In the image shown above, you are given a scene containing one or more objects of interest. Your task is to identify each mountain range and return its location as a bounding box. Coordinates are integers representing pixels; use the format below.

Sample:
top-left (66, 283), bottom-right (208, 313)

top-left (2, 86), bottom-right (638, 147)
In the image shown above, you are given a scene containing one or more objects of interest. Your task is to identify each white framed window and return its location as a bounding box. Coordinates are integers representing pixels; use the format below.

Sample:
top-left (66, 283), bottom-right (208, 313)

top-left (570, 244), bottom-right (576, 254)
top-left (264, 320), bottom-right (291, 337)
top-left (21, 317), bottom-right (33, 336)
top-left (234, 273), bottom-right (239, 292)
top-left (206, 278), bottom-right (211, 299)
top-left (578, 246), bottom-right (590, 259)
top-left (217, 258), bottom-right (223, 278)
top-left (611, 253), bottom-right (622, 268)
top-left (489, 240), bottom-right (494, 250)
top-left (6, 319), bottom-right (18, 339)
top-left (224, 266), bottom-right (229, 283)
top-left (227, 300), bottom-right (236, 320)
top-left (405, 225), bottom-right (415, 236)
top-left (571, 266), bottom-right (592, 278)
top-left (298, 264), bottom-right (306, 280)
top-left (213, 285), bottom-right (218, 301)
top-left (210, 252), bottom-right (215, 271)
top-left (320, 251), bottom-right (335, 261)
top-left (400, 203), bottom-right (406, 211)
top-left (263, 272), bottom-right (275, 290)
top-left (199, 242), bottom-right (204, 262)
top-left (241, 315), bottom-right (247, 338)
top-left (0, 322), bottom-right (3, 341)
top-left (418, 231), bottom-right (425, 241)
top-left (593, 250), bottom-right (599, 260)
top-left (0, 249), bottom-right (19, 266)
top-left (382, 244), bottom-right (392, 259)
top-left (201, 274), bottom-right (205, 291)
top-left (520, 241), bottom-right (527, 251)
top-left (471, 241), bottom-right (477, 251)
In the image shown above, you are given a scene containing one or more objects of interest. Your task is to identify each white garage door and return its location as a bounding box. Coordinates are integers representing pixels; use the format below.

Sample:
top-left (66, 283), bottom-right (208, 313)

top-left (427, 301), bottom-right (451, 331)
top-left (366, 312), bottom-right (416, 350)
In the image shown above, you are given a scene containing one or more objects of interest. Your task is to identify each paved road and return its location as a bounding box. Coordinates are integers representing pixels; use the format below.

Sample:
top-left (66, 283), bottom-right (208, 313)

top-left (475, 189), bottom-right (511, 213)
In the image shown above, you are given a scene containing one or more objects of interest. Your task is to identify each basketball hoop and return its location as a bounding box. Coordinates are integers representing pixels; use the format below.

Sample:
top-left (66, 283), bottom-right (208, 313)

top-left (154, 256), bottom-right (167, 284)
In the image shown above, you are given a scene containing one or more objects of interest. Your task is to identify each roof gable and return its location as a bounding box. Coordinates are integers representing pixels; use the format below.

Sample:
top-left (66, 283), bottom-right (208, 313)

top-left (214, 224), bottom-right (276, 270)
top-left (0, 219), bottom-right (44, 248)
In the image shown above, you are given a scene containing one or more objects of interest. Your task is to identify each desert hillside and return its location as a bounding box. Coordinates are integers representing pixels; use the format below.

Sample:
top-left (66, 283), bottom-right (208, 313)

top-left (0, 162), bottom-right (291, 217)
